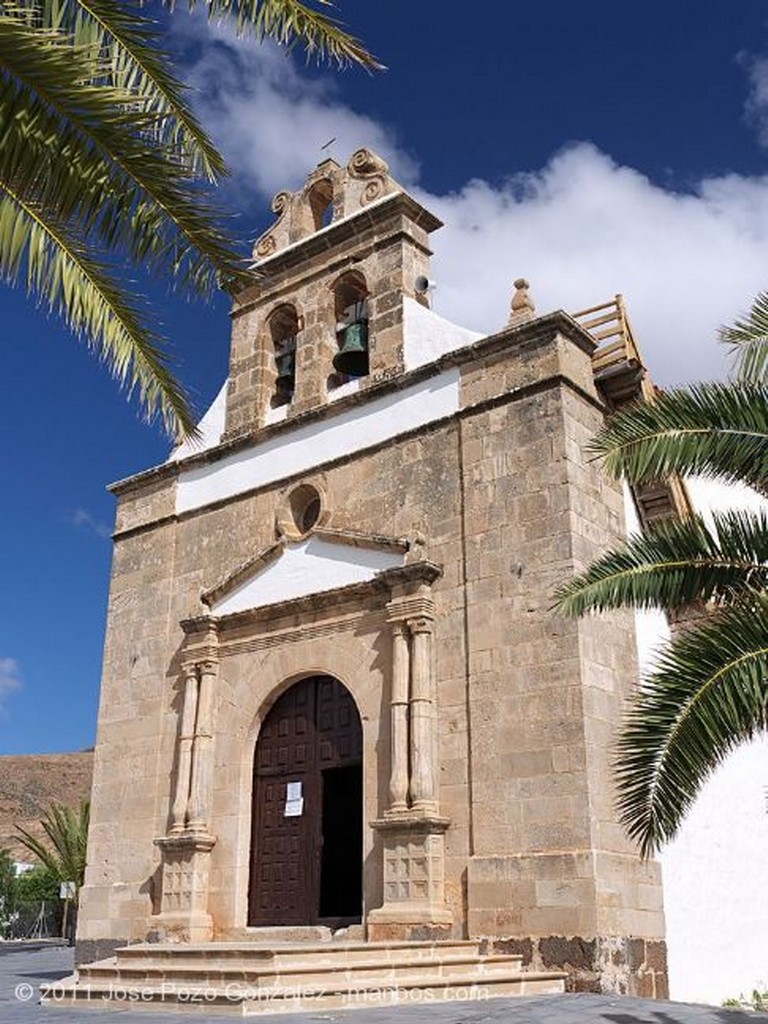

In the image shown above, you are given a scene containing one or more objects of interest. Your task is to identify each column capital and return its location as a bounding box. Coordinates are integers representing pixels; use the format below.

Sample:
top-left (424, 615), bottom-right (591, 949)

top-left (386, 595), bottom-right (435, 623)
top-left (181, 662), bottom-right (199, 683)
top-left (181, 616), bottom-right (220, 667)
top-left (408, 616), bottom-right (434, 636)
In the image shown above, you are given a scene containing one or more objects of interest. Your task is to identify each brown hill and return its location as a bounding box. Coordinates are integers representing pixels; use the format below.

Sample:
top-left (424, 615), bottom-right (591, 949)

top-left (0, 752), bottom-right (93, 862)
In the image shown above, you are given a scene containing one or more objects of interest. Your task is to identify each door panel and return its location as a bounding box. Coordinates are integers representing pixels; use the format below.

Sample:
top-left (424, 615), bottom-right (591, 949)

top-left (249, 676), bottom-right (362, 927)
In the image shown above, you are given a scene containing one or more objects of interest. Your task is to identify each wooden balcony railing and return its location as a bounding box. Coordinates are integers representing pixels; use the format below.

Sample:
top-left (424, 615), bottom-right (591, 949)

top-left (572, 294), bottom-right (693, 525)
top-left (572, 294), bottom-right (657, 404)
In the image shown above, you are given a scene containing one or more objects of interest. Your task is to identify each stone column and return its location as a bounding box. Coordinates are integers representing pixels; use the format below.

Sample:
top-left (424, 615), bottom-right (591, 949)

top-left (409, 617), bottom-right (437, 813)
top-left (387, 622), bottom-right (410, 813)
top-left (370, 566), bottom-right (451, 941)
top-left (170, 665), bottom-right (199, 832)
top-left (187, 659), bottom-right (217, 832)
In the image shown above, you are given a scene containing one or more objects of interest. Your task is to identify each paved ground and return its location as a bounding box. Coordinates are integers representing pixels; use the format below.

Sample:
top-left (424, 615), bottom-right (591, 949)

top-left (1, 945), bottom-right (766, 1024)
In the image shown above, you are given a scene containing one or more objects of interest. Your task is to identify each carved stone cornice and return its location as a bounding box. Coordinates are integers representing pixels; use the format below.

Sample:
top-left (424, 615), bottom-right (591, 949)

top-left (371, 815), bottom-right (450, 835)
top-left (376, 561), bottom-right (443, 591)
top-left (154, 831), bottom-right (216, 854)
top-left (180, 616), bottom-right (220, 669)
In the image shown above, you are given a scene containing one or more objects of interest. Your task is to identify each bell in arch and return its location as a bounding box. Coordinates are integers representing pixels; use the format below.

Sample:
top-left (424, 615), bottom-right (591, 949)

top-left (273, 332), bottom-right (296, 404)
top-left (275, 345), bottom-right (295, 385)
top-left (333, 300), bottom-right (369, 377)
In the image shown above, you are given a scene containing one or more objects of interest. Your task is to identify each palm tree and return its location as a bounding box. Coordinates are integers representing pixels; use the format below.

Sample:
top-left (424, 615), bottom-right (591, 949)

top-left (1, 1), bottom-right (378, 439)
top-left (15, 799), bottom-right (90, 904)
top-left (554, 298), bottom-right (768, 857)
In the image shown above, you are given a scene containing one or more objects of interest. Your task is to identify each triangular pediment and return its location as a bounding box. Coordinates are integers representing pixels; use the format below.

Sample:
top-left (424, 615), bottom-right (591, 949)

top-left (202, 531), bottom-right (407, 617)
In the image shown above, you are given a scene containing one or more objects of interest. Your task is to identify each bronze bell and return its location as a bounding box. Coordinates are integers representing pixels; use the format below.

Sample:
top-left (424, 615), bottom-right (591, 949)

top-left (333, 320), bottom-right (369, 377)
top-left (275, 349), bottom-right (294, 384)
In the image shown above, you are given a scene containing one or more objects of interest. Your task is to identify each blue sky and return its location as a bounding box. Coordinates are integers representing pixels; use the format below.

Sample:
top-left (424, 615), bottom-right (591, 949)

top-left (4, 0), bottom-right (768, 753)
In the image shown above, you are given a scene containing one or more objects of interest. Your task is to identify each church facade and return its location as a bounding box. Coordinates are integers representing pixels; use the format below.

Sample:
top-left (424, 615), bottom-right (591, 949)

top-left (78, 149), bottom-right (667, 996)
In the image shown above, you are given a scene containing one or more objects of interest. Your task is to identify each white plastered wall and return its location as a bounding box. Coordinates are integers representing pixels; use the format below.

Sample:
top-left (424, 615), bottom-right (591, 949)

top-left (625, 481), bottom-right (768, 1006)
top-left (209, 538), bottom-right (404, 617)
top-left (165, 300), bottom-right (478, 476)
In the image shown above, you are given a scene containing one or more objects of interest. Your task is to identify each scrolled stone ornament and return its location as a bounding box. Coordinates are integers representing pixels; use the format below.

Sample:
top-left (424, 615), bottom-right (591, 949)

top-left (361, 178), bottom-right (385, 205)
top-left (349, 148), bottom-right (389, 178)
top-left (271, 191), bottom-right (291, 217)
top-left (254, 233), bottom-right (277, 258)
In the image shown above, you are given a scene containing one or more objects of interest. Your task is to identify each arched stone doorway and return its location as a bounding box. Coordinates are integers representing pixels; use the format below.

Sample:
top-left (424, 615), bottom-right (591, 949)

top-left (248, 675), bottom-right (363, 927)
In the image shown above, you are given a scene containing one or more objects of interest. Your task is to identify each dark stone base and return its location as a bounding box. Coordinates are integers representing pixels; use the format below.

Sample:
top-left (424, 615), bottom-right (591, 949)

top-left (74, 938), bottom-right (129, 966)
top-left (367, 921), bottom-right (453, 942)
top-left (485, 935), bottom-right (668, 998)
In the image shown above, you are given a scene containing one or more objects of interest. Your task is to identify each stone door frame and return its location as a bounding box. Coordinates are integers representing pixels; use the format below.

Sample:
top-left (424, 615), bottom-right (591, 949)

top-left (152, 559), bottom-right (454, 941)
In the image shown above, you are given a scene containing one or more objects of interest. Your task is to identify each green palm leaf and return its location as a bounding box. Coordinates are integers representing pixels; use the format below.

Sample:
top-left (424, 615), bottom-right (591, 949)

top-left (0, 0), bottom-right (377, 435)
top-left (0, 20), bottom-right (247, 294)
top-left (192, 0), bottom-right (383, 69)
top-left (720, 291), bottom-right (768, 384)
top-left (0, 184), bottom-right (197, 437)
top-left (8, 0), bottom-right (227, 180)
top-left (554, 510), bottom-right (768, 615)
top-left (588, 382), bottom-right (768, 491)
top-left (0, 84), bottom-right (211, 292)
top-left (615, 598), bottom-right (768, 855)
top-left (15, 800), bottom-right (90, 900)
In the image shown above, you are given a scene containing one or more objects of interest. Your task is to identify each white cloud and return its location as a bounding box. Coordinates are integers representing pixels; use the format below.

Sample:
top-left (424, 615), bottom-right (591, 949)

top-left (176, 15), bottom-right (417, 203)
top-left (177, 20), bottom-right (768, 387)
top-left (69, 508), bottom-right (111, 539)
top-left (416, 145), bottom-right (768, 385)
top-left (741, 52), bottom-right (768, 148)
top-left (0, 658), bottom-right (22, 714)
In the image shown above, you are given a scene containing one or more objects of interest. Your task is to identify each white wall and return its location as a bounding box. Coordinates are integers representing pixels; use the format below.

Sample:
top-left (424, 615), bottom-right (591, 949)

top-left (626, 482), bottom-right (768, 1005)
top-left (210, 537), bottom-right (404, 616)
top-left (176, 367), bottom-right (461, 516)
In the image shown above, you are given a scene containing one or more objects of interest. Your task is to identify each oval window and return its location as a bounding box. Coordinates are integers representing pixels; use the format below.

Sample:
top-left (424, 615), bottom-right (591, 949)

top-left (289, 485), bottom-right (322, 535)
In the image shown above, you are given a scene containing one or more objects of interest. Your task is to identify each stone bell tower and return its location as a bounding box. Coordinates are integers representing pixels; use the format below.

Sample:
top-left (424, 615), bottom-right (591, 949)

top-left (224, 149), bottom-right (440, 439)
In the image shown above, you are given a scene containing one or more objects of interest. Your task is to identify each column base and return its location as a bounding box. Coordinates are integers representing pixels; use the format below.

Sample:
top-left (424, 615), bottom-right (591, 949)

top-left (148, 910), bottom-right (215, 943)
top-left (153, 830), bottom-right (216, 943)
top-left (369, 814), bottom-right (453, 941)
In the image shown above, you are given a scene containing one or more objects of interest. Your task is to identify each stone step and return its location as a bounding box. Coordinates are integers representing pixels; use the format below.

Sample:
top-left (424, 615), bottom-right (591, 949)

top-left (77, 952), bottom-right (525, 987)
top-left (44, 966), bottom-right (566, 1015)
top-left (115, 938), bottom-right (480, 969)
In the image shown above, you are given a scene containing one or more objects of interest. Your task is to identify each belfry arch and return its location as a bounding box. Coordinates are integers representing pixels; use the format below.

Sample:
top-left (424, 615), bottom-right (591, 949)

top-left (248, 675), bottom-right (363, 927)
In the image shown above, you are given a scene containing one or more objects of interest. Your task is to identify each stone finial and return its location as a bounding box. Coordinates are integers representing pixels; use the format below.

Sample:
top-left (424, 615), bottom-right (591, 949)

top-left (406, 530), bottom-right (427, 563)
top-left (508, 277), bottom-right (536, 326)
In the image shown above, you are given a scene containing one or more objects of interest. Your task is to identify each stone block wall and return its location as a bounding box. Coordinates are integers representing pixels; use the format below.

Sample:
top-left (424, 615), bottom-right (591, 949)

top-left (80, 307), bottom-right (665, 995)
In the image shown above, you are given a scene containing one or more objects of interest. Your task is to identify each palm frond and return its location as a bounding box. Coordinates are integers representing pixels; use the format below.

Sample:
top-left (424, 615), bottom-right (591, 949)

top-left (190, 0), bottom-right (384, 69)
top-left (0, 183), bottom-right (197, 438)
top-left (15, 800), bottom-right (90, 896)
top-left (554, 509), bottom-right (768, 616)
top-left (720, 291), bottom-right (768, 384)
top-left (0, 18), bottom-right (247, 294)
top-left (588, 382), bottom-right (768, 492)
top-left (615, 597), bottom-right (768, 855)
top-left (9, 0), bottom-right (227, 179)
top-left (0, 81), bottom-right (235, 295)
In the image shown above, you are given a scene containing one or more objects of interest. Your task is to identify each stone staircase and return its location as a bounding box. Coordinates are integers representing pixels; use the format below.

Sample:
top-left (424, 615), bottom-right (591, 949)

top-left (43, 938), bottom-right (566, 1015)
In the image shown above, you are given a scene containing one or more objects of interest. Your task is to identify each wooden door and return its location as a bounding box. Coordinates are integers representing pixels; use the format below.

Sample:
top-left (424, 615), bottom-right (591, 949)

top-left (248, 676), bottom-right (362, 927)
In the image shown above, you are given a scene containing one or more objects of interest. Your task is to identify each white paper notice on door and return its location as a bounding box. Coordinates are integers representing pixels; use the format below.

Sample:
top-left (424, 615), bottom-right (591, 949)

top-left (284, 781), bottom-right (303, 817)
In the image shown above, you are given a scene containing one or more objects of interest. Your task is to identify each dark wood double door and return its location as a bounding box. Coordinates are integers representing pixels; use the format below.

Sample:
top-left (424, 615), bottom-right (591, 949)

top-left (248, 675), bottom-right (363, 927)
